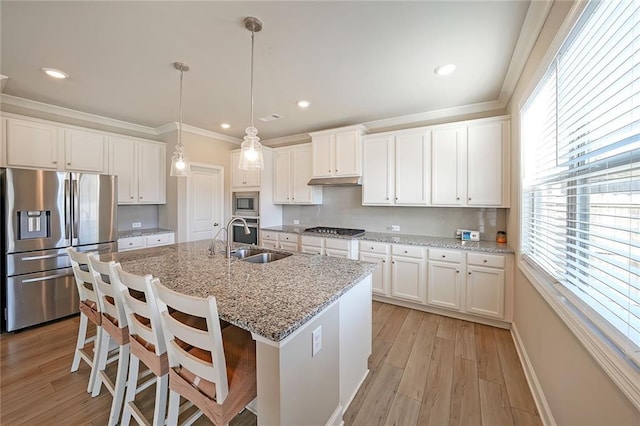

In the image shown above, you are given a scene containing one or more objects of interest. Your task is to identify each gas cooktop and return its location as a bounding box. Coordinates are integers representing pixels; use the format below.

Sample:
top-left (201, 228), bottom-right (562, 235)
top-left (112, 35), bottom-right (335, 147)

top-left (303, 226), bottom-right (366, 237)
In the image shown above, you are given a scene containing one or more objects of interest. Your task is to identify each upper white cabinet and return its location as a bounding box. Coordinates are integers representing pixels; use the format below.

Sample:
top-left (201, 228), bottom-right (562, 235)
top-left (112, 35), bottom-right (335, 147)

top-left (310, 125), bottom-right (366, 178)
top-left (273, 144), bottom-right (322, 204)
top-left (231, 151), bottom-right (261, 189)
top-left (432, 119), bottom-right (509, 207)
top-left (362, 130), bottom-right (430, 206)
top-left (5, 118), bottom-right (59, 169)
top-left (64, 129), bottom-right (108, 172)
top-left (5, 117), bottom-right (108, 173)
top-left (109, 137), bottom-right (166, 204)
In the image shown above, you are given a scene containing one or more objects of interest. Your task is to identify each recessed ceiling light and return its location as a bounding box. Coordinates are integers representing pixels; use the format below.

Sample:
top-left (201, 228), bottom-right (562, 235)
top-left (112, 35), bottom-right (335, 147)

top-left (41, 67), bottom-right (69, 79)
top-left (434, 64), bottom-right (456, 76)
top-left (221, 123), bottom-right (231, 129)
top-left (297, 100), bottom-right (311, 108)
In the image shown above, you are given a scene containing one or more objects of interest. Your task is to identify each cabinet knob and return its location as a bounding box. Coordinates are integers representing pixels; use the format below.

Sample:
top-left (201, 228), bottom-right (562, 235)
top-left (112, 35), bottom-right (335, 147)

top-left (292, 197), bottom-right (295, 200)
top-left (139, 197), bottom-right (143, 200)
top-left (392, 261), bottom-right (395, 264)
top-left (386, 197), bottom-right (389, 200)
top-left (456, 270), bottom-right (460, 273)
top-left (335, 169), bottom-right (338, 172)
top-left (456, 197), bottom-right (460, 200)
top-left (52, 161), bottom-right (57, 164)
top-left (382, 259), bottom-right (386, 263)
top-left (404, 250), bottom-right (408, 254)
top-left (128, 243), bottom-right (133, 246)
top-left (483, 259), bottom-right (487, 263)
top-left (469, 197), bottom-right (472, 201)
top-left (370, 247), bottom-right (374, 250)
top-left (468, 272), bottom-right (472, 275)
top-left (67, 162), bottom-right (71, 166)
top-left (214, 222), bottom-right (219, 227)
top-left (130, 196), bottom-right (134, 199)
top-left (328, 169), bottom-right (331, 173)
top-left (442, 255), bottom-right (446, 258)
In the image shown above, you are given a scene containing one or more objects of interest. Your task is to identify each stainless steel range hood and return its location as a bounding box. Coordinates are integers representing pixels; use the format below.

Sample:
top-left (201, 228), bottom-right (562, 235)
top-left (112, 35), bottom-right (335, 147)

top-left (307, 176), bottom-right (362, 186)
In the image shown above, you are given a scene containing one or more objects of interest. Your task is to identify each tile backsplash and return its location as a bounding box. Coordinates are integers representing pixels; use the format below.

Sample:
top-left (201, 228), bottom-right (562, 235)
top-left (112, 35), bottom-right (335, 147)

top-left (117, 205), bottom-right (160, 231)
top-left (282, 186), bottom-right (507, 241)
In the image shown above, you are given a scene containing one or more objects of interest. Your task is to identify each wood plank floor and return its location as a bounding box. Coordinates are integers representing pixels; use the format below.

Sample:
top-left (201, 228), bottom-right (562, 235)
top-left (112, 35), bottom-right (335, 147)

top-left (0, 302), bottom-right (541, 425)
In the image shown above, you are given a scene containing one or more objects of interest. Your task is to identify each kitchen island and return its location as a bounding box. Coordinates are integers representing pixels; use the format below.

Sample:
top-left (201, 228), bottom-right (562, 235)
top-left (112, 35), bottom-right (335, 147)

top-left (102, 240), bottom-right (376, 426)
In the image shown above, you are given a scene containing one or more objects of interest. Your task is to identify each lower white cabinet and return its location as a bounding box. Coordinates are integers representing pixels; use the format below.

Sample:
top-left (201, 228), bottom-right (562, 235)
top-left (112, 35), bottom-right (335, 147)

top-left (465, 253), bottom-right (505, 319)
top-left (118, 232), bottom-right (175, 252)
top-left (390, 244), bottom-right (426, 303)
top-left (260, 231), bottom-right (299, 251)
top-left (427, 249), bottom-right (464, 311)
top-left (300, 235), bottom-right (358, 259)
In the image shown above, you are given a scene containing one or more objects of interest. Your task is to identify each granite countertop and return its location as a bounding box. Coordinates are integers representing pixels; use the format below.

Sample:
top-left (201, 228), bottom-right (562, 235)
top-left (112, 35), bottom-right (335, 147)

top-left (117, 228), bottom-right (174, 239)
top-left (260, 226), bottom-right (514, 254)
top-left (100, 240), bottom-right (377, 342)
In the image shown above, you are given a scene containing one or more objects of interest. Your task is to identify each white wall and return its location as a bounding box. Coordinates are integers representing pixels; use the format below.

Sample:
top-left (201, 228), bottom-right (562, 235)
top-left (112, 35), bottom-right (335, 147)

top-left (507, 1), bottom-right (640, 423)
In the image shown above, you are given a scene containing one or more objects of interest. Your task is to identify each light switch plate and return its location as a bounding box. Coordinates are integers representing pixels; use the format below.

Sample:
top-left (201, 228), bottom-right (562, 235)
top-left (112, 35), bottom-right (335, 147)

top-left (293, 219), bottom-right (300, 225)
top-left (312, 326), bottom-right (322, 357)
top-left (391, 225), bottom-right (400, 232)
top-left (132, 222), bottom-right (142, 228)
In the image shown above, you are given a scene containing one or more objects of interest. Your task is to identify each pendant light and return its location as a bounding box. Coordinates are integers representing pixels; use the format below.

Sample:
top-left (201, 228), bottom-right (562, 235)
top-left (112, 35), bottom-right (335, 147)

top-left (170, 62), bottom-right (192, 177)
top-left (238, 17), bottom-right (264, 171)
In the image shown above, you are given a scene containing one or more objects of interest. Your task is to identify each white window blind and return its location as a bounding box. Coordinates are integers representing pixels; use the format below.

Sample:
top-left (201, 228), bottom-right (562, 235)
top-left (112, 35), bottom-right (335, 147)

top-left (521, 0), bottom-right (640, 366)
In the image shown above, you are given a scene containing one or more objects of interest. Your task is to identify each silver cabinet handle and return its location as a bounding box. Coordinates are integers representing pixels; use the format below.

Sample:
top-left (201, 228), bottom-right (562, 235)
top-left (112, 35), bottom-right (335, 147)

top-left (22, 253), bottom-right (68, 261)
top-left (22, 272), bottom-right (69, 284)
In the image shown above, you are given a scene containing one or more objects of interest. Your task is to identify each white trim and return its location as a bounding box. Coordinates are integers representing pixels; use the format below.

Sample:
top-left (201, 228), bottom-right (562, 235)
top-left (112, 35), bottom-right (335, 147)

top-left (498, 0), bottom-right (554, 106)
top-left (155, 121), bottom-right (241, 145)
top-left (261, 132), bottom-right (311, 147)
top-left (342, 369), bottom-right (369, 416)
top-left (518, 260), bottom-right (640, 411)
top-left (308, 124), bottom-right (368, 137)
top-left (326, 403), bottom-right (344, 426)
top-left (510, 322), bottom-right (556, 426)
top-left (1, 94), bottom-right (159, 135)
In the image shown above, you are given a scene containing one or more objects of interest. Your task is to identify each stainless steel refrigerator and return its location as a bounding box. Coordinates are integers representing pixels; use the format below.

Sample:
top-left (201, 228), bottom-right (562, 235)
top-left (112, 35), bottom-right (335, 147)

top-left (1, 168), bottom-right (117, 332)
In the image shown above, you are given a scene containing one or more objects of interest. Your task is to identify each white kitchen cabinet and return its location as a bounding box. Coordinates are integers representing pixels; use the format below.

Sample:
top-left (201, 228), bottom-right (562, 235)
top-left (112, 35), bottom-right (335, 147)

top-left (359, 241), bottom-right (391, 297)
top-left (310, 126), bottom-right (366, 178)
top-left (300, 235), bottom-right (358, 259)
top-left (118, 232), bottom-right (175, 252)
top-left (431, 118), bottom-right (509, 207)
top-left (261, 231), bottom-right (299, 251)
top-left (390, 244), bottom-right (426, 303)
top-left (231, 151), bottom-right (261, 189)
top-left (465, 253), bottom-right (505, 319)
top-left (363, 130), bottom-right (430, 206)
top-left (273, 145), bottom-right (322, 204)
top-left (64, 129), bottom-right (107, 173)
top-left (427, 249), bottom-right (464, 311)
top-left (109, 137), bottom-right (166, 204)
top-left (5, 118), bottom-right (59, 170)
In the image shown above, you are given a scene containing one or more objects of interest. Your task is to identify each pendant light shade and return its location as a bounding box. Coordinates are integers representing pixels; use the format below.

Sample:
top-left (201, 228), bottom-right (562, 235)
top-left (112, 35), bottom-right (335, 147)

top-left (170, 62), bottom-right (192, 177)
top-left (238, 17), bottom-right (265, 171)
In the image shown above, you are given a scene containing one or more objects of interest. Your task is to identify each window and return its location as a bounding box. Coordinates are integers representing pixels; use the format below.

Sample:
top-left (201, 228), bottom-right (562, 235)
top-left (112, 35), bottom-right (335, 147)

top-left (521, 0), bottom-right (639, 367)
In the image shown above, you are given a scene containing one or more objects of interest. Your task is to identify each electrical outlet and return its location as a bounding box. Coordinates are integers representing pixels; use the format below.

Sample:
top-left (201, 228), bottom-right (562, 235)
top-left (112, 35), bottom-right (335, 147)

top-left (391, 225), bottom-right (400, 232)
top-left (293, 219), bottom-right (300, 225)
top-left (312, 326), bottom-right (322, 357)
top-left (455, 229), bottom-right (463, 238)
top-left (132, 222), bottom-right (142, 228)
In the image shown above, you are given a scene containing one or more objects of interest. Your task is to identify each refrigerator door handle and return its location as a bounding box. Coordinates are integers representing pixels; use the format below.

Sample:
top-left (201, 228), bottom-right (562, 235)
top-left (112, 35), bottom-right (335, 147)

top-left (21, 253), bottom-right (68, 261)
top-left (21, 272), bottom-right (71, 284)
top-left (64, 178), bottom-right (71, 243)
top-left (72, 179), bottom-right (79, 245)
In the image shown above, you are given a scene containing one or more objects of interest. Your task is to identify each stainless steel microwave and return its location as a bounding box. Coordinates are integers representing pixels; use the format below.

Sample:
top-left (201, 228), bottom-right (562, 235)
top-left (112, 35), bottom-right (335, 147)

top-left (232, 191), bottom-right (259, 217)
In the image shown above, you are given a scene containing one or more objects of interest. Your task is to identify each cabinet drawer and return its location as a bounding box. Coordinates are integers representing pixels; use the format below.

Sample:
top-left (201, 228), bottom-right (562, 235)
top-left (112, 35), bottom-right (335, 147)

top-left (300, 236), bottom-right (324, 247)
top-left (146, 233), bottom-right (174, 247)
top-left (359, 241), bottom-right (389, 254)
top-left (279, 233), bottom-right (298, 243)
top-left (392, 244), bottom-right (424, 258)
top-left (118, 236), bottom-right (145, 251)
top-left (467, 252), bottom-right (505, 268)
top-left (429, 249), bottom-right (463, 263)
top-left (325, 238), bottom-right (350, 250)
top-left (261, 231), bottom-right (279, 241)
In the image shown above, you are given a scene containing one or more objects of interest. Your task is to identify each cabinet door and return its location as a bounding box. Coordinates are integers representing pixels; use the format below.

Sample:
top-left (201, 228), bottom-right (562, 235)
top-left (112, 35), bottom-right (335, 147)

top-left (64, 129), bottom-right (107, 172)
top-left (467, 122), bottom-right (503, 206)
top-left (427, 261), bottom-right (463, 310)
top-left (395, 132), bottom-right (430, 205)
top-left (231, 152), bottom-right (245, 187)
top-left (244, 168), bottom-right (261, 187)
top-left (301, 245), bottom-right (324, 255)
top-left (391, 256), bottom-right (425, 303)
top-left (273, 150), bottom-right (291, 203)
top-left (291, 146), bottom-right (321, 204)
top-left (109, 137), bottom-right (138, 204)
top-left (279, 242), bottom-right (299, 252)
top-left (360, 253), bottom-right (389, 296)
top-left (431, 127), bottom-right (465, 205)
top-left (325, 248), bottom-right (350, 259)
top-left (334, 130), bottom-right (360, 176)
top-left (6, 119), bottom-right (59, 169)
top-left (138, 141), bottom-right (166, 204)
top-left (466, 266), bottom-right (505, 319)
top-left (362, 136), bottom-right (393, 205)
top-left (312, 134), bottom-right (333, 177)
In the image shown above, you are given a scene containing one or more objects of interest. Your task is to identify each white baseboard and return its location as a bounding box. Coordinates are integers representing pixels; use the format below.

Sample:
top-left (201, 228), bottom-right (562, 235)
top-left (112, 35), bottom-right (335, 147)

top-left (510, 323), bottom-right (556, 426)
top-left (326, 403), bottom-right (344, 426)
top-left (342, 369), bottom-right (369, 417)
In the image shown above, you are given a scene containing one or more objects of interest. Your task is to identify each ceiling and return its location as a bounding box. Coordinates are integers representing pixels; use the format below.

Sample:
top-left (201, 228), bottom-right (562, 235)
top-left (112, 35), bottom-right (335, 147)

top-left (0, 1), bottom-right (542, 143)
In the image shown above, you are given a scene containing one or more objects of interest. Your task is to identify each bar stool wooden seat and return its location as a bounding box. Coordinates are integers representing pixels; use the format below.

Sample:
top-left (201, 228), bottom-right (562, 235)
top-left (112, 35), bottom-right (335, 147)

top-left (111, 263), bottom-right (169, 426)
top-left (89, 256), bottom-right (131, 426)
top-left (152, 280), bottom-right (257, 425)
top-left (67, 248), bottom-right (103, 394)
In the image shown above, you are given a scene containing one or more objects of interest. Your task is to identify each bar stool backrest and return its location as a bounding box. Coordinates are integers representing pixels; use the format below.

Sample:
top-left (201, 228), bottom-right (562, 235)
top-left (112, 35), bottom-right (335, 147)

top-left (67, 248), bottom-right (98, 306)
top-left (88, 257), bottom-right (127, 330)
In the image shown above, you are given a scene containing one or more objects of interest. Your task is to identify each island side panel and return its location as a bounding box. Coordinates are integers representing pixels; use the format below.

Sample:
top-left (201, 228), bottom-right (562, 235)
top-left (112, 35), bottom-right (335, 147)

top-left (339, 275), bottom-right (372, 412)
top-left (256, 302), bottom-right (341, 426)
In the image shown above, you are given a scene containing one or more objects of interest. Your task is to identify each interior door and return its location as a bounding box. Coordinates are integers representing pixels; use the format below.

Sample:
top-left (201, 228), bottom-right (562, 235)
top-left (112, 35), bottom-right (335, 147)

top-left (187, 165), bottom-right (224, 242)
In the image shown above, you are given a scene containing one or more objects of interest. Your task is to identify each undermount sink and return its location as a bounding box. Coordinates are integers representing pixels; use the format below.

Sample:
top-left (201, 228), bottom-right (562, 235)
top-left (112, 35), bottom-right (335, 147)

top-left (241, 252), bottom-right (292, 264)
top-left (230, 247), bottom-right (266, 259)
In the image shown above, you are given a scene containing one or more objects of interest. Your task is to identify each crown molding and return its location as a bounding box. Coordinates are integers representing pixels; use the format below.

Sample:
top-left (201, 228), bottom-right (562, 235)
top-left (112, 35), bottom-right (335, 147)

top-left (261, 133), bottom-right (311, 147)
top-left (0, 75), bottom-right (8, 93)
top-left (155, 122), bottom-right (241, 145)
top-left (364, 99), bottom-right (505, 132)
top-left (0, 94), bottom-right (159, 135)
top-left (498, 0), bottom-right (554, 106)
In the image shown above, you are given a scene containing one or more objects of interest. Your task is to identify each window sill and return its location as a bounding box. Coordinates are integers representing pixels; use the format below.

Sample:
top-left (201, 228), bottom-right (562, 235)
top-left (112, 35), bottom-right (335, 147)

top-left (518, 258), bottom-right (640, 411)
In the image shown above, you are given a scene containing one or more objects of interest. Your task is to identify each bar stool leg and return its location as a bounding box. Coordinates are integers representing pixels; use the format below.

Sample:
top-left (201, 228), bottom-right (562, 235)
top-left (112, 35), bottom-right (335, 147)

top-left (121, 353), bottom-right (140, 426)
top-left (152, 374), bottom-right (169, 426)
top-left (167, 388), bottom-right (180, 425)
top-left (108, 344), bottom-right (130, 426)
top-left (71, 313), bottom-right (88, 373)
top-left (92, 330), bottom-right (110, 397)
